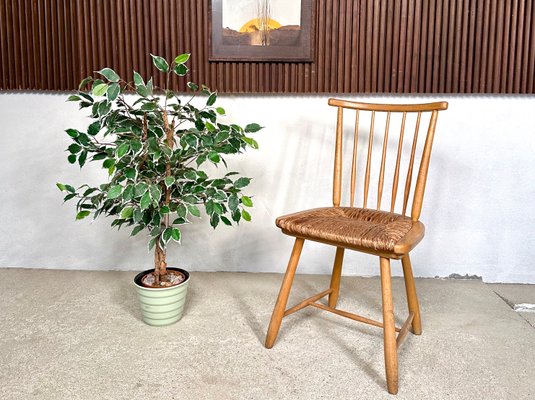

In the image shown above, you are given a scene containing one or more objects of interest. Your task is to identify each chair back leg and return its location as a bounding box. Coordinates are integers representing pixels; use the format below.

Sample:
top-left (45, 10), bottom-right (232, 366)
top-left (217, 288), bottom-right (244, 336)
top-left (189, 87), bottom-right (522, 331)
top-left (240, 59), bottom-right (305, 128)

top-left (380, 257), bottom-right (399, 395)
top-left (265, 238), bottom-right (305, 349)
top-left (401, 254), bottom-right (422, 335)
top-left (328, 247), bottom-right (345, 307)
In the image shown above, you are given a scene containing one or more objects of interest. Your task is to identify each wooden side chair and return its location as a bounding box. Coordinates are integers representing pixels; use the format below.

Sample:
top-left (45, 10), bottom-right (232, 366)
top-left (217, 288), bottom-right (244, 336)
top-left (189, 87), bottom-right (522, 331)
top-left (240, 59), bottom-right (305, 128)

top-left (265, 98), bottom-right (448, 394)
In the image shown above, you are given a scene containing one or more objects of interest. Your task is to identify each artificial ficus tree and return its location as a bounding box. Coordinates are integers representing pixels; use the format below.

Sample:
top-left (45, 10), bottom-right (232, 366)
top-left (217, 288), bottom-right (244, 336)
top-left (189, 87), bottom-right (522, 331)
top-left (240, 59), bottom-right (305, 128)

top-left (57, 54), bottom-right (262, 286)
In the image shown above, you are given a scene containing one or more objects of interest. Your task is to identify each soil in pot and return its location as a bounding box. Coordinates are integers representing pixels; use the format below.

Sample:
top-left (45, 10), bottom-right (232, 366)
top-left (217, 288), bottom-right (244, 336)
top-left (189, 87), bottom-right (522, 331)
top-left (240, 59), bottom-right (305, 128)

top-left (140, 270), bottom-right (186, 288)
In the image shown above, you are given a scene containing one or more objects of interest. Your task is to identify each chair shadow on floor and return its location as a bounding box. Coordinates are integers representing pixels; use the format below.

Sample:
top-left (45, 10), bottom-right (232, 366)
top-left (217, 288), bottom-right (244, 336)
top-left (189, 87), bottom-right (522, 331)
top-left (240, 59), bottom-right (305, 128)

top-left (231, 275), bottom-right (393, 389)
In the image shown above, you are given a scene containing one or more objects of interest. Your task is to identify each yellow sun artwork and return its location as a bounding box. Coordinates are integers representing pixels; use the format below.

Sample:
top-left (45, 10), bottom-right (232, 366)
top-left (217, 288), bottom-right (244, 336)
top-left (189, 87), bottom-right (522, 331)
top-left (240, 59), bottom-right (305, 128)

top-left (239, 18), bottom-right (282, 32)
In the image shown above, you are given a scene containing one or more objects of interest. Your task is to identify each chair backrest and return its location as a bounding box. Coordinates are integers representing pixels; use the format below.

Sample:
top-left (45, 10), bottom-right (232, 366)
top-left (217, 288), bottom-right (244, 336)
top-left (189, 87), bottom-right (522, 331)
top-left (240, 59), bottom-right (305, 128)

top-left (328, 98), bottom-right (448, 222)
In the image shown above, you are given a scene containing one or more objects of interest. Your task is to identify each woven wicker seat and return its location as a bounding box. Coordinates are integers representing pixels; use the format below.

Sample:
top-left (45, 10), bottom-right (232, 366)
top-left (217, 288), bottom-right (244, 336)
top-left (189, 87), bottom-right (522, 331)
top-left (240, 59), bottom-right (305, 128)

top-left (265, 99), bottom-right (448, 395)
top-left (276, 207), bottom-right (418, 253)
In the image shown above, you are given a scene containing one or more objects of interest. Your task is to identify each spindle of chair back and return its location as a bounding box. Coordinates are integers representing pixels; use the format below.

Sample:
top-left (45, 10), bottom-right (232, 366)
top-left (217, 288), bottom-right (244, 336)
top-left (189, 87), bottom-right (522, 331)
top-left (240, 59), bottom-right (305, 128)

top-left (328, 99), bottom-right (448, 222)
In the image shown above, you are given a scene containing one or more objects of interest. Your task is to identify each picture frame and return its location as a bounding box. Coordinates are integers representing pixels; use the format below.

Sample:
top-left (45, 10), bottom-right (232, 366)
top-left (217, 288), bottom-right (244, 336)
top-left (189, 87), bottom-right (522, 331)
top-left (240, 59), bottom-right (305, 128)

top-left (209, 0), bottom-right (315, 62)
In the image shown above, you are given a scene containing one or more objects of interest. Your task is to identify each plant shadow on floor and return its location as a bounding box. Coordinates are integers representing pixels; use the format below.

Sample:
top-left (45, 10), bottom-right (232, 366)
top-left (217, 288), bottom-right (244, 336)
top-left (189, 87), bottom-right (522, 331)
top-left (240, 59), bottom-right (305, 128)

top-left (112, 276), bottom-right (143, 322)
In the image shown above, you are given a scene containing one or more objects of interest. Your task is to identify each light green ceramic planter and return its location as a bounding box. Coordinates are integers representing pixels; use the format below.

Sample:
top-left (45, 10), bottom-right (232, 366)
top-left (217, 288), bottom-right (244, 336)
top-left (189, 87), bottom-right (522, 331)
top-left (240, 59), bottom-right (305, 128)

top-left (133, 268), bottom-right (190, 326)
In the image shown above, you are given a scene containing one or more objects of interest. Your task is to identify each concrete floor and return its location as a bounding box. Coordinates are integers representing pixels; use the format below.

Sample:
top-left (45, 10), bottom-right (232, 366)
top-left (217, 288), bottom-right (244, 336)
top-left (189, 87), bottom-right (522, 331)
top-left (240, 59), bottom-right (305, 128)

top-left (1, 269), bottom-right (534, 400)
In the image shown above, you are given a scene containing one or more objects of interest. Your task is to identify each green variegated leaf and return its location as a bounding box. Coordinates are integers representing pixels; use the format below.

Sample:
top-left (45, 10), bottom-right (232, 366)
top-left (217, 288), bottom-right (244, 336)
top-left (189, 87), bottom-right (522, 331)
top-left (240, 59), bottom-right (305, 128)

top-left (148, 236), bottom-right (157, 251)
top-left (162, 227), bottom-right (173, 243)
top-left (120, 206), bottom-right (134, 219)
top-left (212, 203), bottom-right (223, 215)
top-left (87, 121), bottom-right (100, 136)
top-left (207, 92), bottom-right (217, 106)
top-left (133, 71), bottom-right (144, 87)
top-left (208, 151), bottom-right (220, 163)
top-left (130, 140), bottom-right (142, 154)
top-left (107, 83), bottom-right (120, 101)
top-left (133, 209), bottom-right (143, 224)
top-left (92, 83), bottom-right (108, 97)
top-left (98, 67), bottom-right (120, 82)
top-left (151, 54), bottom-right (169, 72)
top-left (214, 131), bottom-right (230, 143)
top-left (76, 211), bottom-right (90, 220)
top-left (64, 193), bottom-right (76, 202)
top-left (78, 150), bottom-right (88, 167)
top-left (124, 168), bottom-right (137, 180)
top-left (187, 81), bottom-right (198, 91)
top-left (210, 214), bottom-right (219, 228)
top-left (174, 63), bottom-right (188, 76)
top-left (241, 195), bottom-right (253, 207)
top-left (232, 209), bottom-right (241, 223)
top-left (134, 183), bottom-right (148, 198)
top-left (160, 205), bottom-right (170, 214)
top-left (66, 128), bottom-right (79, 138)
top-left (164, 176), bottom-right (175, 188)
top-left (241, 209), bottom-right (251, 221)
top-left (133, 72), bottom-right (150, 97)
top-left (234, 177), bottom-right (251, 189)
top-left (171, 228), bottom-right (181, 242)
top-left (107, 185), bottom-right (123, 199)
top-left (228, 194), bottom-right (239, 211)
top-left (243, 136), bottom-right (259, 149)
top-left (131, 225), bottom-right (145, 236)
top-left (140, 192), bottom-right (151, 210)
top-left (68, 144), bottom-right (81, 154)
top-left (245, 123), bottom-right (263, 133)
top-left (149, 184), bottom-right (161, 202)
top-left (175, 53), bottom-right (191, 64)
top-left (78, 76), bottom-right (93, 90)
top-left (123, 185), bottom-right (134, 201)
top-left (103, 159), bottom-right (115, 169)
top-left (187, 205), bottom-right (201, 217)
top-left (116, 142), bottom-right (130, 158)
top-left (141, 102), bottom-right (157, 111)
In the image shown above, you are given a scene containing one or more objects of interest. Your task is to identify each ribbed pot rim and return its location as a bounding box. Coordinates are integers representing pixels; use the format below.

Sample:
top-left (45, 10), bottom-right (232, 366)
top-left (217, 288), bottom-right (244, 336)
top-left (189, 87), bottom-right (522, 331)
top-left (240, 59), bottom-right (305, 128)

top-left (133, 267), bottom-right (190, 291)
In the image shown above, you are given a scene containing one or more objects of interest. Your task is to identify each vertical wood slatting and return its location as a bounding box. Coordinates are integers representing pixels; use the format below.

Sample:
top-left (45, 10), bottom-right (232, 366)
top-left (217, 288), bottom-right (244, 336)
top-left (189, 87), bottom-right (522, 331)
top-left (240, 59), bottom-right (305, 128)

top-left (0, 0), bottom-right (534, 93)
top-left (363, 111), bottom-right (375, 209)
top-left (333, 106), bottom-right (344, 207)
top-left (403, 112), bottom-right (421, 216)
top-left (376, 111), bottom-right (390, 209)
top-left (349, 110), bottom-right (359, 207)
top-left (411, 110), bottom-right (439, 221)
top-left (391, 112), bottom-right (407, 212)
top-left (333, 102), bottom-right (443, 220)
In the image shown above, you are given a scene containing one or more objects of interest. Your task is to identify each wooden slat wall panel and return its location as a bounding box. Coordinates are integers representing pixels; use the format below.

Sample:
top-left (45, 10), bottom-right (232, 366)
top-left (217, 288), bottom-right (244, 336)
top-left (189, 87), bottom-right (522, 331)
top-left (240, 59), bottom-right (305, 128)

top-left (1, 0), bottom-right (535, 93)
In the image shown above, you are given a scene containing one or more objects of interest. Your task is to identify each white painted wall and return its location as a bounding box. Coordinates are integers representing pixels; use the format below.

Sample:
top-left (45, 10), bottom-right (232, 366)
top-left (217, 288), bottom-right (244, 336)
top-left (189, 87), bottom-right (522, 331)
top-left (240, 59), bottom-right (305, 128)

top-left (1, 93), bottom-right (534, 283)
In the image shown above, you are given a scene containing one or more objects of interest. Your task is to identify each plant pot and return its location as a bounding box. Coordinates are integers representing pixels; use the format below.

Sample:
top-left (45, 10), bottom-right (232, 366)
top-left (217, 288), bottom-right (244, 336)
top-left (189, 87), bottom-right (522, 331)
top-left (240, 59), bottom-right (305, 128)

top-left (133, 267), bottom-right (190, 326)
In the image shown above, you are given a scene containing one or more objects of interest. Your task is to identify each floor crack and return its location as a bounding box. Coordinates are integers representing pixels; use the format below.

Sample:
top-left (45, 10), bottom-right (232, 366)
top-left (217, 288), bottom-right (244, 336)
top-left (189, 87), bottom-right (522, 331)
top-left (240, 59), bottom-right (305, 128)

top-left (491, 289), bottom-right (535, 330)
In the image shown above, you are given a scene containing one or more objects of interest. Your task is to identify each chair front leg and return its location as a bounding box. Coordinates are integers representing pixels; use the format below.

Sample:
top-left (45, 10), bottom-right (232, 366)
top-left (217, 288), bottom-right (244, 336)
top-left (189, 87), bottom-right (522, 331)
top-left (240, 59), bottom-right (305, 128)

top-left (265, 238), bottom-right (305, 349)
top-left (328, 247), bottom-right (345, 308)
top-left (380, 257), bottom-right (399, 395)
top-left (401, 254), bottom-right (422, 335)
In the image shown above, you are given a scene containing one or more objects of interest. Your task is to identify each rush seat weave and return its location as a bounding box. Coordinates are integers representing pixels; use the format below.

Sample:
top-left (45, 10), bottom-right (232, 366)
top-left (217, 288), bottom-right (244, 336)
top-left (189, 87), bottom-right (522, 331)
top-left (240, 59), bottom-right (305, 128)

top-left (276, 207), bottom-right (414, 252)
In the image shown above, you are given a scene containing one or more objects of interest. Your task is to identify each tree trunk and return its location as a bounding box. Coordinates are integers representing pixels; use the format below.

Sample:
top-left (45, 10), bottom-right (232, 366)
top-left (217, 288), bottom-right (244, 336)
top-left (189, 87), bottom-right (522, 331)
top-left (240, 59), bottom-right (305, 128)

top-left (153, 240), bottom-right (167, 284)
top-left (153, 111), bottom-right (174, 283)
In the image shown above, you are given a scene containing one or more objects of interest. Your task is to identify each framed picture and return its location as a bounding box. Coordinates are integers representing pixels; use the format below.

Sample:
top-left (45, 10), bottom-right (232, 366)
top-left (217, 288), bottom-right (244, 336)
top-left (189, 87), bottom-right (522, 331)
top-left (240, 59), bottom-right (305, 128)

top-left (209, 0), bottom-right (315, 62)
